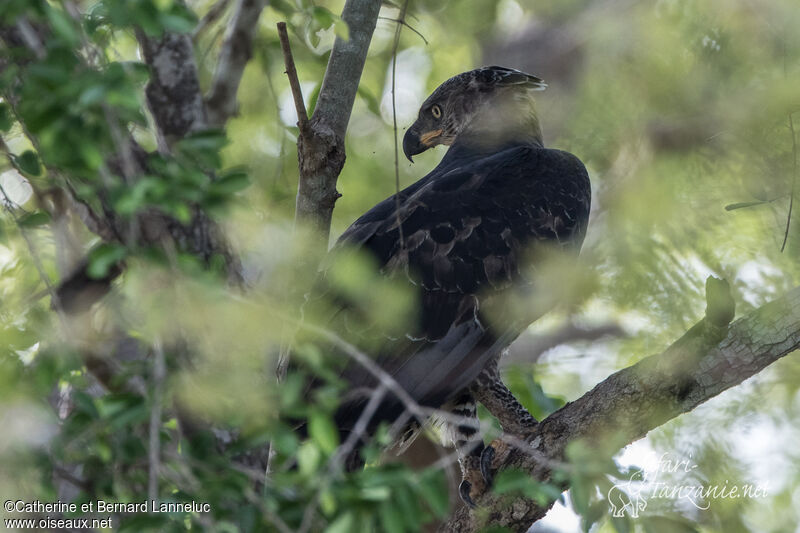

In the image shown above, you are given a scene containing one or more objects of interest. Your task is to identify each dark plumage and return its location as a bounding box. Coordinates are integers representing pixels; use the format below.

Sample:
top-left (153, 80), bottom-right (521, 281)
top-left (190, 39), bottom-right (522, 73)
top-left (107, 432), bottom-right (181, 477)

top-left (307, 66), bottom-right (591, 489)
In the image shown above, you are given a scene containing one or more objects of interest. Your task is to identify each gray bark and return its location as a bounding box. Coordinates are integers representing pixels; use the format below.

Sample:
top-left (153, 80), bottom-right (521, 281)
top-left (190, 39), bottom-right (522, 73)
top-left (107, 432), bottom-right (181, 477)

top-left (206, 0), bottom-right (267, 126)
top-left (294, 0), bottom-right (383, 241)
top-left (441, 286), bottom-right (800, 532)
top-left (135, 26), bottom-right (242, 282)
top-left (137, 31), bottom-right (207, 151)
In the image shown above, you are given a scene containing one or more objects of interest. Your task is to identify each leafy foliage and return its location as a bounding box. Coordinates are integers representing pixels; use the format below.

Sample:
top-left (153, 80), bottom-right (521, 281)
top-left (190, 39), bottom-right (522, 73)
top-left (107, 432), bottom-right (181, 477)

top-left (1, 0), bottom-right (799, 532)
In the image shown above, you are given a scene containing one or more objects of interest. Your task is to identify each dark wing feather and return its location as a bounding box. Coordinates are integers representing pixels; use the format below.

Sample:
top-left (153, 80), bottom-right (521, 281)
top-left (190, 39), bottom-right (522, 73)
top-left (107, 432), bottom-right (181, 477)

top-left (325, 145), bottom-right (590, 429)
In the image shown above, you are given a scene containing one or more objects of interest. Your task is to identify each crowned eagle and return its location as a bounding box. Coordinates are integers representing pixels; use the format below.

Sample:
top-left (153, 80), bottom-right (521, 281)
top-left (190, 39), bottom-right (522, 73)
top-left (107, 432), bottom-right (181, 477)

top-left (306, 66), bottom-right (591, 506)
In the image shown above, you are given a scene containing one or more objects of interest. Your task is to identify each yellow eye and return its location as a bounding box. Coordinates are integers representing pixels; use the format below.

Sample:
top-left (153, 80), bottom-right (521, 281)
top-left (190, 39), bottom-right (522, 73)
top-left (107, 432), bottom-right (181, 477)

top-left (431, 104), bottom-right (442, 119)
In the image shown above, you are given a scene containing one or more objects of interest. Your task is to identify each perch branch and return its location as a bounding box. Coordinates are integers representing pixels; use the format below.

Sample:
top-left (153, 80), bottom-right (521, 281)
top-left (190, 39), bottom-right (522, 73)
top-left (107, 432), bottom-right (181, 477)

top-left (441, 285), bottom-right (800, 532)
top-left (293, 0), bottom-right (383, 240)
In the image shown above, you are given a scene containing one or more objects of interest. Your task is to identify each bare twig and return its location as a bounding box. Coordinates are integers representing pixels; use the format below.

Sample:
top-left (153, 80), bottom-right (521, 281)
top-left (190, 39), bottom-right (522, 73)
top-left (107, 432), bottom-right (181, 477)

top-left (390, 0), bottom-right (410, 250)
top-left (268, 277), bottom-right (800, 531)
top-left (378, 16), bottom-right (428, 45)
top-left (781, 111), bottom-right (797, 252)
top-left (0, 138), bottom-right (61, 308)
top-left (331, 383), bottom-right (389, 474)
top-left (193, 0), bottom-right (233, 40)
top-left (164, 450), bottom-right (295, 533)
top-left (273, 18), bottom-right (311, 388)
top-left (265, 307), bottom-right (570, 472)
top-left (206, 0), bottom-right (266, 126)
top-left (296, 382), bottom-right (389, 533)
top-left (503, 321), bottom-right (626, 366)
top-left (148, 339), bottom-right (167, 502)
top-left (276, 22), bottom-right (309, 134)
top-left (15, 18), bottom-right (45, 59)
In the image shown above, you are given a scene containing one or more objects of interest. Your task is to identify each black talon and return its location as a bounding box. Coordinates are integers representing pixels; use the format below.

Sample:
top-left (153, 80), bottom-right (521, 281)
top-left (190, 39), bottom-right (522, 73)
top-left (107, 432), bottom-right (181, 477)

top-left (458, 480), bottom-right (477, 508)
top-left (480, 445), bottom-right (495, 486)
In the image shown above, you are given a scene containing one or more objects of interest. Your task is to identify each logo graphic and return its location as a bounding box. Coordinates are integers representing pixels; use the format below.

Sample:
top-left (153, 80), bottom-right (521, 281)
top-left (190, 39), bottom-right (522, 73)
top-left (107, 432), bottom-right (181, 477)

top-left (607, 470), bottom-right (647, 518)
top-left (606, 452), bottom-right (769, 518)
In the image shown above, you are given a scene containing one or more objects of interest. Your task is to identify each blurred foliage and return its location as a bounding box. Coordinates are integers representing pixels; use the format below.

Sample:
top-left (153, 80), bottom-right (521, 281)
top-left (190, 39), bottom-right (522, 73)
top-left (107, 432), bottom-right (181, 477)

top-left (1, 0), bottom-right (800, 532)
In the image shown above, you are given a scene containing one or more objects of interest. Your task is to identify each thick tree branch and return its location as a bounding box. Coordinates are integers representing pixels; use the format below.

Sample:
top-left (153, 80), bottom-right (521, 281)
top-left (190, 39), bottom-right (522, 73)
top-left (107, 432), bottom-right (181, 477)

top-left (293, 0), bottom-right (382, 241)
top-left (206, 0), bottom-right (266, 126)
top-left (136, 30), bottom-right (207, 151)
top-left (130, 26), bottom-right (243, 283)
top-left (442, 285), bottom-right (800, 532)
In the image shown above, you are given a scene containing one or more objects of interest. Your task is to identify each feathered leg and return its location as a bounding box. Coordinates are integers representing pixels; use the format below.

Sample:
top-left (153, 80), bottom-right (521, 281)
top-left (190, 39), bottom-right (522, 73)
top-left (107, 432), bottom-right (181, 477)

top-left (466, 357), bottom-right (539, 499)
top-left (445, 391), bottom-right (488, 508)
top-left (470, 358), bottom-right (538, 435)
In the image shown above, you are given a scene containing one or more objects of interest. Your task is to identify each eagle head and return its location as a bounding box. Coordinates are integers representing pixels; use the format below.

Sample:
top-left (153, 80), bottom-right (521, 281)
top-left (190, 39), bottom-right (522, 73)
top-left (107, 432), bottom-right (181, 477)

top-left (402, 66), bottom-right (547, 162)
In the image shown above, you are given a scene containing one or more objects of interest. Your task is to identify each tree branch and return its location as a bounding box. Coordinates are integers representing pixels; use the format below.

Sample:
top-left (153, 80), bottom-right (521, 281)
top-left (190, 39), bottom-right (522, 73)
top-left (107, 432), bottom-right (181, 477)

top-left (441, 285), bottom-right (800, 532)
top-left (206, 0), bottom-right (266, 126)
top-left (276, 22), bottom-right (309, 134)
top-left (294, 0), bottom-right (383, 241)
top-left (192, 0), bottom-right (233, 40)
top-left (502, 322), bottom-right (626, 366)
top-left (136, 30), bottom-right (207, 151)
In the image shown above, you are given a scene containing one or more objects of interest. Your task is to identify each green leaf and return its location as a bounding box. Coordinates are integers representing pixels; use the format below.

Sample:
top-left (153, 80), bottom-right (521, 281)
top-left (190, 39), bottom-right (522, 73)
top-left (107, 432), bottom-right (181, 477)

top-left (210, 171), bottom-right (251, 195)
top-left (325, 512), bottom-right (355, 533)
top-left (307, 83), bottom-right (322, 117)
top-left (570, 474), bottom-right (591, 516)
top-left (87, 243), bottom-right (127, 279)
top-left (357, 86), bottom-right (380, 116)
top-left (297, 441), bottom-right (322, 476)
top-left (308, 410), bottom-right (339, 454)
top-left (159, 12), bottom-right (196, 34)
top-left (333, 19), bottom-right (349, 41)
top-left (311, 7), bottom-right (335, 28)
top-left (270, 0), bottom-right (297, 17)
top-left (178, 129), bottom-right (228, 153)
top-left (271, 427), bottom-right (300, 455)
top-left (46, 6), bottom-right (80, 46)
top-left (505, 368), bottom-right (565, 420)
top-left (641, 515), bottom-right (701, 533)
top-left (378, 499), bottom-right (405, 533)
top-left (79, 85), bottom-right (107, 107)
top-left (169, 202), bottom-right (192, 224)
top-left (320, 488), bottom-right (337, 515)
top-left (359, 485), bottom-right (391, 501)
top-left (582, 501), bottom-right (607, 529)
top-left (17, 211), bottom-right (51, 228)
top-left (417, 470), bottom-right (449, 517)
top-left (724, 200), bottom-right (767, 211)
top-left (609, 514), bottom-right (632, 533)
top-left (492, 468), bottom-right (531, 495)
top-left (15, 150), bottom-right (41, 176)
top-left (176, 129), bottom-right (228, 169)
top-left (0, 102), bottom-right (12, 132)
top-left (491, 468), bottom-right (561, 506)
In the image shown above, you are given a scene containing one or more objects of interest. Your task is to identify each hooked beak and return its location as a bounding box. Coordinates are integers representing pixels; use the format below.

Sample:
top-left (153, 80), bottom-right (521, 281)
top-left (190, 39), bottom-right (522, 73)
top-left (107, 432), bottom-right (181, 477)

top-left (403, 127), bottom-right (442, 163)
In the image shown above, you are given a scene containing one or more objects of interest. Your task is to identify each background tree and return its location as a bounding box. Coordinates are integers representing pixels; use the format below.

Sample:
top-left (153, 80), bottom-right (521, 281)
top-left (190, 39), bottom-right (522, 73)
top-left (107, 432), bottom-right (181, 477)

top-left (1, 1), bottom-right (799, 532)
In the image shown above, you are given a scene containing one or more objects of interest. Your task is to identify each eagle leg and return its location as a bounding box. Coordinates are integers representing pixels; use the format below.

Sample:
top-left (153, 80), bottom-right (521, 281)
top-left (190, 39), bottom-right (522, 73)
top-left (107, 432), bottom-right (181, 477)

top-left (470, 359), bottom-right (539, 434)
top-left (469, 359), bottom-right (539, 488)
top-left (446, 391), bottom-right (488, 508)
